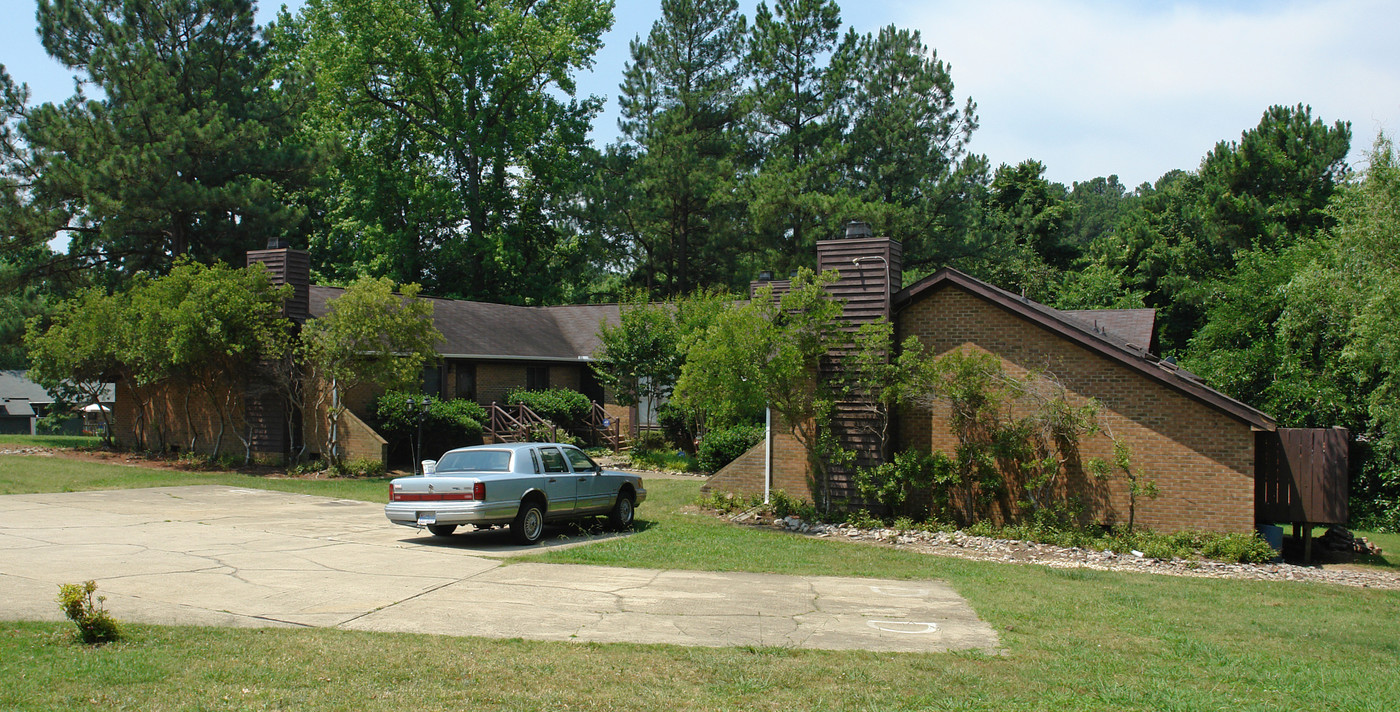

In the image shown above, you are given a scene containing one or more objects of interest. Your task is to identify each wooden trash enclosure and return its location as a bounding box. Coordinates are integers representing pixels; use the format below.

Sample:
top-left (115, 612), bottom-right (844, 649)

top-left (1256, 427), bottom-right (1349, 526)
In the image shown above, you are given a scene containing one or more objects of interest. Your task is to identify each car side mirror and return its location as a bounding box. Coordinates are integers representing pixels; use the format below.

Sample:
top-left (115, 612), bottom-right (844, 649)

top-left (422, 460), bottom-right (437, 476)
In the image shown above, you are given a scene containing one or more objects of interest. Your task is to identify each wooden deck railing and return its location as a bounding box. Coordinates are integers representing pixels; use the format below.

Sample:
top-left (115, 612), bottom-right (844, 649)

top-left (486, 402), bottom-right (552, 443)
top-left (485, 400), bottom-right (628, 452)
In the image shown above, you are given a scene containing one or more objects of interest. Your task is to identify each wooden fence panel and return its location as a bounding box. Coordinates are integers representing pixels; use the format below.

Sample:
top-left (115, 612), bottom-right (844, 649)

top-left (1255, 428), bottom-right (1349, 524)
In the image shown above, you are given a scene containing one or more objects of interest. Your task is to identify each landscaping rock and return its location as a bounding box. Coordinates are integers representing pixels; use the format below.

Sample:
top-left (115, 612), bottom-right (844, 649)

top-left (753, 516), bottom-right (1399, 591)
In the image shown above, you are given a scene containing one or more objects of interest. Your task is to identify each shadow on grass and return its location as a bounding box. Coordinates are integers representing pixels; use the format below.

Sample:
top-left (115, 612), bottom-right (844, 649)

top-left (397, 517), bottom-right (655, 553)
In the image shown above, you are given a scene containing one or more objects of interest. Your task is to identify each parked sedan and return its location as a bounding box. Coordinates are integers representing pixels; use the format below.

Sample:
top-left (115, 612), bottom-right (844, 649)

top-left (384, 442), bottom-right (646, 544)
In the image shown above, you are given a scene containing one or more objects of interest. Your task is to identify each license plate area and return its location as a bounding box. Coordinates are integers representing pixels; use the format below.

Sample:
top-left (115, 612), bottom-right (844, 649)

top-left (416, 512), bottom-right (436, 526)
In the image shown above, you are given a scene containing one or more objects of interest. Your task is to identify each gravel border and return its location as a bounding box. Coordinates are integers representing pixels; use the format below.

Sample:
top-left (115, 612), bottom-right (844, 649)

top-left (754, 515), bottom-right (1400, 591)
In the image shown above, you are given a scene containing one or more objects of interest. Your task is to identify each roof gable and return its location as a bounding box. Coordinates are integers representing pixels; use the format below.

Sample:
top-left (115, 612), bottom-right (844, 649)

top-left (893, 268), bottom-right (1274, 430)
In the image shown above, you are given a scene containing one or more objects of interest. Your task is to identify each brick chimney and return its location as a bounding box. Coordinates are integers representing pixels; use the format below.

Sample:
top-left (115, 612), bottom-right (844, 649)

top-left (816, 221), bottom-right (903, 327)
top-left (247, 238), bottom-right (311, 323)
top-left (244, 239), bottom-right (311, 461)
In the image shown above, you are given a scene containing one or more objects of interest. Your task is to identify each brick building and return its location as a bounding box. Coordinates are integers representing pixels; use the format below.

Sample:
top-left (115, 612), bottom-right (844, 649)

top-left (114, 245), bottom-right (632, 464)
top-left (706, 231), bottom-right (1299, 534)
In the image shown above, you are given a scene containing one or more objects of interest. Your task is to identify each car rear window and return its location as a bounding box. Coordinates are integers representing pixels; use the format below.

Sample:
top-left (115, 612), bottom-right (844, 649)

top-left (436, 450), bottom-right (512, 472)
top-left (564, 447), bottom-right (596, 472)
top-left (538, 447), bottom-right (568, 473)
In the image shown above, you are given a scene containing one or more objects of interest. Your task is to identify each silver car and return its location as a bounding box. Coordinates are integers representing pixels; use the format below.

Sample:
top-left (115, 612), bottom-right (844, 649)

top-left (384, 442), bottom-right (646, 544)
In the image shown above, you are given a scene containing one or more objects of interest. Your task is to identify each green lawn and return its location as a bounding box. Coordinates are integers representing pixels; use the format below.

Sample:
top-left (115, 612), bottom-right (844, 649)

top-left (0, 453), bottom-right (391, 502)
top-left (2, 452), bottom-right (1399, 711)
top-left (0, 434), bottom-right (103, 449)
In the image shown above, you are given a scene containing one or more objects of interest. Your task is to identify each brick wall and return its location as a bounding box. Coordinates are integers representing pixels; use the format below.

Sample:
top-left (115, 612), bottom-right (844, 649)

top-left (897, 287), bottom-right (1256, 533)
top-left (113, 379), bottom-right (255, 458)
top-left (338, 407), bottom-right (388, 463)
top-left (476, 363), bottom-right (524, 405)
top-left (701, 423), bottom-right (814, 503)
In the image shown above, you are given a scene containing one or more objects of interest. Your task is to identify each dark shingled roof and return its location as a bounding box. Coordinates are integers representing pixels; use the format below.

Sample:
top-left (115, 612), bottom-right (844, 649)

top-left (0, 370), bottom-right (114, 406)
top-left (308, 286), bottom-right (620, 362)
top-left (1061, 308), bottom-right (1157, 351)
top-left (893, 268), bottom-right (1274, 430)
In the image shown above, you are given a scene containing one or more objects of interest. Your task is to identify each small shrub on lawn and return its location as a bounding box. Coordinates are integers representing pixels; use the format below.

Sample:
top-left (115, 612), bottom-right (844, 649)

top-left (287, 459), bottom-right (327, 477)
top-left (698, 490), bottom-right (762, 514)
top-left (844, 508), bottom-right (884, 530)
top-left (768, 490), bottom-right (819, 521)
top-left (333, 458), bottom-right (386, 478)
top-left (631, 448), bottom-right (701, 473)
top-left (632, 430), bottom-right (669, 453)
top-left (56, 581), bottom-right (120, 644)
top-left (696, 425), bottom-right (764, 472)
top-left (962, 521), bottom-right (1276, 564)
top-left (1199, 532), bottom-right (1278, 563)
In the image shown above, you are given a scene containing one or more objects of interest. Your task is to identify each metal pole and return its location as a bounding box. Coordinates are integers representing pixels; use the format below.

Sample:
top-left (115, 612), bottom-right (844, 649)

top-left (417, 397), bottom-right (428, 475)
top-left (764, 407), bottom-right (772, 504)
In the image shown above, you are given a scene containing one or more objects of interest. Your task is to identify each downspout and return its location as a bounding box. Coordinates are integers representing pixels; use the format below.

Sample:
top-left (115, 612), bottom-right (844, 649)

top-left (764, 406), bottom-right (772, 504)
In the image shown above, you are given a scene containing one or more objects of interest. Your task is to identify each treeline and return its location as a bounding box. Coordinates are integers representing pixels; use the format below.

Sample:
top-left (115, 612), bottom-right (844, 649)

top-left (2, 0), bottom-right (1398, 525)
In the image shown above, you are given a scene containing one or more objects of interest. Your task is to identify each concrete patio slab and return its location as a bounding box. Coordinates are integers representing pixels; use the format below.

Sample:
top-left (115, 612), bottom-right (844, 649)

top-left (0, 486), bottom-right (999, 653)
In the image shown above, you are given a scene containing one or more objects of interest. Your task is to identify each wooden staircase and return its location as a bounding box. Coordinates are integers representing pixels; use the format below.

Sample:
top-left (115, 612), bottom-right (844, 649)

top-left (485, 401), bottom-right (628, 452)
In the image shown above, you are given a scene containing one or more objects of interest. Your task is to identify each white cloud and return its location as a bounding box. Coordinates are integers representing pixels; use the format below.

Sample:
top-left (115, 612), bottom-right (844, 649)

top-left (896, 0), bottom-right (1400, 185)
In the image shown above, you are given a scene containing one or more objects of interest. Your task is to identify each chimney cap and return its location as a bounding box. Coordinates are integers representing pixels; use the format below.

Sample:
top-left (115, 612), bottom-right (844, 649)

top-left (757, 270), bottom-right (774, 282)
top-left (266, 237), bottom-right (290, 250)
top-left (844, 220), bottom-right (873, 239)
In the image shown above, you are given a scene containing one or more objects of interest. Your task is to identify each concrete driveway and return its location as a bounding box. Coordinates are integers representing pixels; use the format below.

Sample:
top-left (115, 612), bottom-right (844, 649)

top-left (0, 486), bottom-right (999, 653)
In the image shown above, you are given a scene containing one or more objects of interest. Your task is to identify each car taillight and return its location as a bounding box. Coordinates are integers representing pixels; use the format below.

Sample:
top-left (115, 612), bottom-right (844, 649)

top-left (389, 482), bottom-right (483, 502)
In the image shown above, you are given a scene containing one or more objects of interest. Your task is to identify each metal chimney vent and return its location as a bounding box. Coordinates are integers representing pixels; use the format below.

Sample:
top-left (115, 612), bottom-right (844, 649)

top-left (266, 236), bottom-right (289, 250)
top-left (845, 220), bottom-right (873, 239)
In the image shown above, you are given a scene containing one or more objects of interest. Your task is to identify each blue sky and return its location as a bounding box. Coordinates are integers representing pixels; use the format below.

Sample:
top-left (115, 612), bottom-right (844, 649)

top-left (3, 0), bottom-right (1397, 188)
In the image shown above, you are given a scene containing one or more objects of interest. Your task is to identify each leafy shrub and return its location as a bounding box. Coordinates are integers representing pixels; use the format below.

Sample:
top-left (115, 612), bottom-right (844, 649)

top-left (697, 424), bottom-right (765, 472)
top-left (372, 391), bottom-right (486, 462)
top-left (630, 448), bottom-right (701, 473)
top-left (656, 402), bottom-right (700, 455)
top-left (955, 520), bottom-right (1277, 564)
top-left (506, 388), bottom-right (591, 427)
top-left (56, 580), bottom-right (120, 644)
top-left (334, 458), bottom-right (386, 478)
top-left (698, 490), bottom-right (762, 514)
top-left (852, 449), bottom-right (952, 519)
top-left (768, 490), bottom-right (818, 521)
top-left (526, 420), bottom-right (582, 446)
top-left (632, 429), bottom-right (669, 453)
top-left (1199, 532), bottom-right (1277, 563)
top-left (287, 460), bottom-right (326, 477)
top-left (844, 508), bottom-right (884, 529)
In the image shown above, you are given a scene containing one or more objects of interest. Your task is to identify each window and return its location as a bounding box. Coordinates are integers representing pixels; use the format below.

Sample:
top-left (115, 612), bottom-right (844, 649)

top-left (423, 364), bottom-right (443, 397)
top-left (564, 447), bottom-right (597, 473)
top-left (436, 449), bottom-right (512, 472)
top-left (455, 363), bottom-right (477, 402)
top-left (526, 365), bottom-right (549, 391)
top-left (538, 447), bottom-right (568, 473)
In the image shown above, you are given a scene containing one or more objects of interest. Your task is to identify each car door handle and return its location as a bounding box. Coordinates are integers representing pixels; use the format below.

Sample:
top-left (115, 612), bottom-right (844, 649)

top-left (548, 478), bottom-right (558, 483)
top-left (577, 477), bottom-right (587, 482)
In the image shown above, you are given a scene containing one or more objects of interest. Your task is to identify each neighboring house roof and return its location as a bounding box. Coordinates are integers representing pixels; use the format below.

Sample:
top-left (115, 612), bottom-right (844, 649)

top-left (308, 286), bottom-right (621, 362)
top-left (892, 268), bottom-right (1275, 430)
top-left (1060, 308), bottom-right (1156, 351)
top-left (0, 370), bottom-right (115, 406)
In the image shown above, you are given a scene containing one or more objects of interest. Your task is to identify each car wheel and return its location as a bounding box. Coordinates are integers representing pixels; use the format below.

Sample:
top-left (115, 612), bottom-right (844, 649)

top-left (427, 524), bottom-right (457, 537)
top-left (512, 501), bottom-right (545, 545)
top-left (607, 493), bottom-right (635, 531)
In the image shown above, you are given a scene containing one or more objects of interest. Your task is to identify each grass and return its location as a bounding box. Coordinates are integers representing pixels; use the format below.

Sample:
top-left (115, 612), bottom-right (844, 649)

top-left (0, 454), bottom-right (391, 502)
top-left (3, 452), bottom-right (1399, 710)
top-left (0, 434), bottom-right (102, 449)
